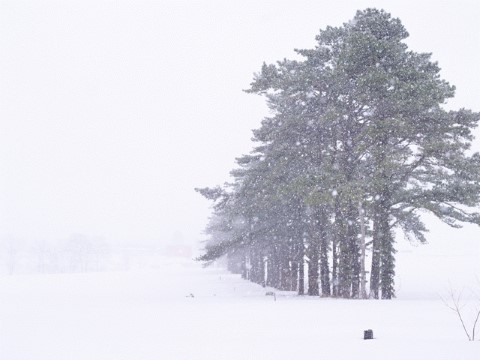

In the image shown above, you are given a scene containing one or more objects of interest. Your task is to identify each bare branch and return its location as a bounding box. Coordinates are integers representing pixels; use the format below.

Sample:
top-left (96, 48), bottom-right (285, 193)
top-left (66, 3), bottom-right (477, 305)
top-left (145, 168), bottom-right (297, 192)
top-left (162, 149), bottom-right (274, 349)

top-left (472, 308), bottom-right (480, 341)
top-left (441, 286), bottom-right (474, 341)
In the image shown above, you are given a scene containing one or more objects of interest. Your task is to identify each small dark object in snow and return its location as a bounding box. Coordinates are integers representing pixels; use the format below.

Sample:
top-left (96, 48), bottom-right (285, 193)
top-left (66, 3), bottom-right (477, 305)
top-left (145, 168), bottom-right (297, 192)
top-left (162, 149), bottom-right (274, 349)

top-left (364, 329), bottom-right (373, 340)
top-left (265, 291), bottom-right (276, 301)
top-left (186, 293), bottom-right (194, 298)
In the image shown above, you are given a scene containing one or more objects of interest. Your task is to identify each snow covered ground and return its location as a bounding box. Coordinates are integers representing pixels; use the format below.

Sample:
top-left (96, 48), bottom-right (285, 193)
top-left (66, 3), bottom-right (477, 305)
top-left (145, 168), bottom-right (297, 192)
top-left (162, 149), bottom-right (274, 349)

top-left (1, 251), bottom-right (479, 360)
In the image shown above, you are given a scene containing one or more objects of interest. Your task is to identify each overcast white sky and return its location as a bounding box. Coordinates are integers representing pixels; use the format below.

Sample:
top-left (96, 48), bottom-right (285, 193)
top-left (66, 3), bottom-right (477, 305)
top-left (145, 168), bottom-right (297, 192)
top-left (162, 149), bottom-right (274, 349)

top-left (1, 0), bottom-right (479, 248)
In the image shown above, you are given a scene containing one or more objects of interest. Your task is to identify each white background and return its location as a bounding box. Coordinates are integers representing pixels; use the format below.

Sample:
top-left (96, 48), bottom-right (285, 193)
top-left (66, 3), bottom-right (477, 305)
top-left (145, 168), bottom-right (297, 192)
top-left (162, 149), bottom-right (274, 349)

top-left (1, 0), bottom-right (479, 249)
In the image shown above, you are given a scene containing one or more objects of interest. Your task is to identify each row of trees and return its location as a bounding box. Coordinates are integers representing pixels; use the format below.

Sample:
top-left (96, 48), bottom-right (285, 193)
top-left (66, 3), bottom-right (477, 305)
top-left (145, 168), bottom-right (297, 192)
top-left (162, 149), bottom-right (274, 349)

top-left (197, 9), bottom-right (480, 299)
top-left (0, 235), bottom-right (111, 274)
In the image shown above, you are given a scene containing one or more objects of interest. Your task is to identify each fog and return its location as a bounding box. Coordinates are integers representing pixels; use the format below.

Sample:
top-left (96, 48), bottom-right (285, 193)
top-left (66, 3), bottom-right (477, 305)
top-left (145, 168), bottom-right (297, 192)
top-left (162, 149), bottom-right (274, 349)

top-left (1, 1), bottom-right (479, 267)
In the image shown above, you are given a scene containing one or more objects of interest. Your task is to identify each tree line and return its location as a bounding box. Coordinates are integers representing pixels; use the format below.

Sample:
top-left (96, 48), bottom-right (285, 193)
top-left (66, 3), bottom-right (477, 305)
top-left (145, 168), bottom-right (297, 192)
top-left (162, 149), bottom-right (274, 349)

top-left (196, 9), bottom-right (480, 299)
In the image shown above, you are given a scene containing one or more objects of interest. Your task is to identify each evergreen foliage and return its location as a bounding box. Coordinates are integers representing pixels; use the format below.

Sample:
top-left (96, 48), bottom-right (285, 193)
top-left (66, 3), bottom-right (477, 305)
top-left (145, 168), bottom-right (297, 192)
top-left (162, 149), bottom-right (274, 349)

top-left (196, 9), bottom-right (480, 299)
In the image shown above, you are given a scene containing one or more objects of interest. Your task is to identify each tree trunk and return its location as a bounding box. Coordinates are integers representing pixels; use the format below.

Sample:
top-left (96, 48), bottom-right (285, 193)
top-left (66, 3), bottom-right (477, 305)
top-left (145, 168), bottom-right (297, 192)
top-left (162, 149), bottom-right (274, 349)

top-left (370, 215), bottom-right (381, 299)
top-left (380, 211), bottom-right (395, 299)
top-left (336, 198), bottom-right (349, 296)
top-left (307, 243), bottom-right (320, 296)
top-left (297, 237), bottom-right (305, 295)
top-left (250, 251), bottom-right (259, 284)
top-left (290, 261), bottom-right (298, 292)
top-left (266, 252), bottom-right (281, 289)
top-left (337, 201), bottom-right (360, 299)
top-left (241, 252), bottom-right (248, 280)
top-left (371, 193), bottom-right (396, 299)
top-left (332, 201), bottom-right (342, 297)
top-left (348, 202), bottom-right (360, 299)
top-left (319, 208), bottom-right (331, 296)
top-left (298, 257), bottom-right (305, 295)
top-left (358, 201), bottom-right (367, 299)
top-left (250, 252), bottom-right (265, 286)
top-left (260, 255), bottom-right (266, 287)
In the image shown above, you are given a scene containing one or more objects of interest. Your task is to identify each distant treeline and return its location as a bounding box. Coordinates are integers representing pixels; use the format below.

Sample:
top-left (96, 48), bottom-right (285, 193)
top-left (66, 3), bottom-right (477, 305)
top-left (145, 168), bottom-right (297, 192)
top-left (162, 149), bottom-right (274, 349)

top-left (0, 236), bottom-right (171, 275)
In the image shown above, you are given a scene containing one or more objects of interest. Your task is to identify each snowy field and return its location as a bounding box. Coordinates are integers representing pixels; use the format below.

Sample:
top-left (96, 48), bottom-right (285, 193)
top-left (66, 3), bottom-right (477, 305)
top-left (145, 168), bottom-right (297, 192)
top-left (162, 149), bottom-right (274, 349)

top-left (1, 249), bottom-right (479, 360)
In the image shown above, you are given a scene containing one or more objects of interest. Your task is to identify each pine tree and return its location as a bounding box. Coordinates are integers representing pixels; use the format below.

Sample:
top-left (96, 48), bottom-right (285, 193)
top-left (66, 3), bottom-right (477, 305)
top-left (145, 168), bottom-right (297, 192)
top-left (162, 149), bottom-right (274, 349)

top-left (196, 8), bottom-right (480, 300)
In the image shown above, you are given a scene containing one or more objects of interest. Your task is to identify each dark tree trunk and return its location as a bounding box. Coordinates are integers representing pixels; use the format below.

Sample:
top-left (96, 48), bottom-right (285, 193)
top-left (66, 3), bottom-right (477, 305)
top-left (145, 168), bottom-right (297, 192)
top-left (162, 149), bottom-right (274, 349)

top-left (336, 118), bottom-right (361, 299)
top-left (290, 261), bottom-right (298, 292)
top-left (241, 252), bottom-right (248, 280)
top-left (348, 202), bottom-right (360, 299)
top-left (298, 257), bottom-right (305, 295)
top-left (376, 135), bottom-right (396, 299)
top-left (259, 255), bottom-right (266, 287)
top-left (318, 208), bottom-right (331, 296)
top-left (266, 252), bottom-right (281, 289)
top-left (280, 257), bottom-right (291, 291)
top-left (332, 224), bottom-right (339, 297)
top-left (371, 190), bottom-right (396, 300)
top-left (320, 231), bottom-right (331, 296)
top-left (332, 201), bottom-right (342, 297)
top-left (297, 224), bottom-right (305, 295)
top-left (337, 209), bottom-right (351, 298)
top-left (337, 202), bottom-right (359, 298)
top-left (250, 251), bottom-right (265, 286)
top-left (379, 204), bottom-right (395, 299)
top-left (370, 206), bottom-right (381, 299)
top-left (250, 251), bottom-right (259, 284)
top-left (307, 243), bottom-right (319, 296)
